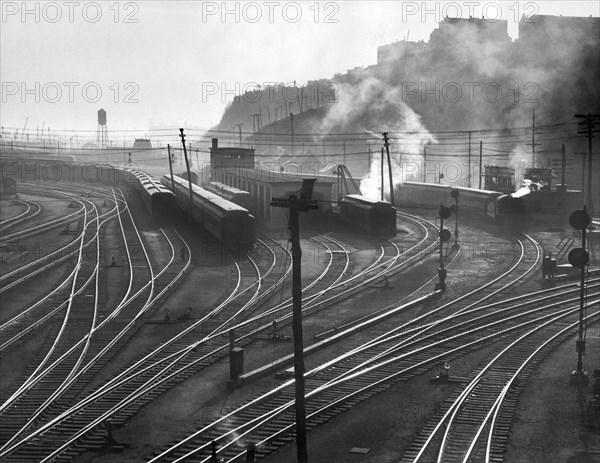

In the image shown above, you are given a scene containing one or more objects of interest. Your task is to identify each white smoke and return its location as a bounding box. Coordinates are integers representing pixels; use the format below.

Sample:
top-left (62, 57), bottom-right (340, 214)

top-left (320, 76), bottom-right (436, 200)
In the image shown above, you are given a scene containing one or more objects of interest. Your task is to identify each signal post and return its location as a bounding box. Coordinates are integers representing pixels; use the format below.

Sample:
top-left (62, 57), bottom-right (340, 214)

top-left (271, 179), bottom-right (318, 463)
top-left (568, 207), bottom-right (591, 386)
top-left (436, 204), bottom-right (452, 291)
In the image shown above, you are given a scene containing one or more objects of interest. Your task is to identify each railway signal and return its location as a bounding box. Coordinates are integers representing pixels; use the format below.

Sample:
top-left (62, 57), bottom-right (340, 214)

top-left (568, 207), bottom-right (591, 386)
top-left (271, 179), bottom-right (318, 463)
top-left (436, 204), bottom-right (452, 291)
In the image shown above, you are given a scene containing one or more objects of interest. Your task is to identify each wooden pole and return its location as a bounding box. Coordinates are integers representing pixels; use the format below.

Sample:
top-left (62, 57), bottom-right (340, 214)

top-left (179, 129), bottom-right (194, 216)
top-left (383, 132), bottom-right (395, 206)
top-left (167, 144), bottom-right (175, 191)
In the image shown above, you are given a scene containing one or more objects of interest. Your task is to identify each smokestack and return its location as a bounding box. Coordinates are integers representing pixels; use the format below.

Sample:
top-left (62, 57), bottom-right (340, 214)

top-left (212, 138), bottom-right (218, 149)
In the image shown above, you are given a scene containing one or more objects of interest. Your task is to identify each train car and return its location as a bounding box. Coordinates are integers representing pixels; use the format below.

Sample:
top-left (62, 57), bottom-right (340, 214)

top-left (340, 194), bottom-right (396, 236)
top-left (162, 174), bottom-right (255, 247)
top-left (453, 186), bottom-right (502, 219)
top-left (127, 169), bottom-right (176, 217)
top-left (396, 182), bottom-right (501, 218)
top-left (496, 194), bottom-right (527, 232)
top-left (203, 181), bottom-right (253, 211)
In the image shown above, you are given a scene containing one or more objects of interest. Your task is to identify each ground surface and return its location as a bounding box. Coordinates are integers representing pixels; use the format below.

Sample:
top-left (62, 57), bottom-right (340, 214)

top-left (4, 187), bottom-right (599, 463)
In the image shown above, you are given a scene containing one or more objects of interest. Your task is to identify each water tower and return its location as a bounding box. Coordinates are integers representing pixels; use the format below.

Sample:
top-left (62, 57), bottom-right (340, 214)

top-left (97, 108), bottom-right (108, 148)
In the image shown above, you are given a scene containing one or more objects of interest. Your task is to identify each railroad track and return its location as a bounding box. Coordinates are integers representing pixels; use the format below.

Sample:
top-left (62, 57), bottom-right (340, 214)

top-left (0, 196), bottom-right (119, 353)
top-left (0, 199), bottom-right (41, 233)
top-left (148, 281), bottom-right (598, 462)
top-left (0, 188), bottom-right (191, 461)
top-left (400, 309), bottom-right (600, 463)
top-left (144, 232), bottom-right (590, 462)
top-left (0, 208), bottom-right (443, 461)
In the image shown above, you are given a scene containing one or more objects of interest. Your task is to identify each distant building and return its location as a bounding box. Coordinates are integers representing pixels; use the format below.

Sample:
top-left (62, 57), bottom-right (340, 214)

top-left (210, 138), bottom-right (255, 171)
top-left (518, 14), bottom-right (600, 54)
top-left (212, 167), bottom-right (335, 229)
top-left (484, 166), bottom-right (515, 194)
top-left (429, 16), bottom-right (510, 49)
top-left (133, 138), bottom-right (152, 150)
top-left (377, 40), bottom-right (426, 65)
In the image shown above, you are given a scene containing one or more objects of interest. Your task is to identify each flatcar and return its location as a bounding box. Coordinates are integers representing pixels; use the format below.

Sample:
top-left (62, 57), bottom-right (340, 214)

top-left (340, 194), bottom-right (396, 236)
top-left (126, 169), bottom-right (176, 217)
top-left (203, 181), bottom-right (253, 211)
top-left (162, 175), bottom-right (255, 247)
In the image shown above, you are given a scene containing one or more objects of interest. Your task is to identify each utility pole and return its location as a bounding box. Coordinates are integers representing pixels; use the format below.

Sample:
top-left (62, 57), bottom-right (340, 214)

top-left (467, 131), bottom-right (472, 188)
top-left (381, 147), bottom-right (385, 201)
top-left (271, 180), bottom-right (318, 463)
top-left (167, 144), bottom-right (175, 191)
top-left (575, 113), bottom-right (599, 215)
top-left (526, 109), bottom-right (541, 167)
top-left (451, 189), bottom-right (459, 247)
top-left (560, 144), bottom-right (567, 192)
top-left (479, 141), bottom-right (483, 189)
top-left (423, 145), bottom-right (427, 183)
top-left (382, 132), bottom-right (395, 206)
top-left (237, 124), bottom-right (243, 145)
top-left (290, 113), bottom-right (294, 156)
top-left (179, 129), bottom-right (194, 215)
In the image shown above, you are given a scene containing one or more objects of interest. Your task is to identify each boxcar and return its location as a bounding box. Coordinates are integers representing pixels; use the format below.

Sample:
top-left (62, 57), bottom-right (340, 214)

top-left (340, 194), bottom-right (396, 236)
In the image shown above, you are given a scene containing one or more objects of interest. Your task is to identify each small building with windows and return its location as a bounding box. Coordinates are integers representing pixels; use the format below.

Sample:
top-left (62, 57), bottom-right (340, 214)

top-left (209, 139), bottom-right (335, 229)
top-left (484, 165), bottom-right (515, 194)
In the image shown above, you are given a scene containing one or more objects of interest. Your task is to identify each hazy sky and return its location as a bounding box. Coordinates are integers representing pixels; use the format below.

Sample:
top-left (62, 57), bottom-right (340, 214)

top-left (1, 1), bottom-right (598, 136)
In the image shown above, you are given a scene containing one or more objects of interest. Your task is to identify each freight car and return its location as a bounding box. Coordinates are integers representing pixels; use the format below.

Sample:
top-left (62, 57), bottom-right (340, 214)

top-left (126, 169), bottom-right (176, 217)
top-left (339, 194), bottom-right (396, 236)
top-left (203, 181), bottom-right (253, 211)
top-left (496, 194), bottom-right (527, 232)
top-left (162, 175), bottom-right (255, 248)
top-left (396, 182), bottom-right (501, 218)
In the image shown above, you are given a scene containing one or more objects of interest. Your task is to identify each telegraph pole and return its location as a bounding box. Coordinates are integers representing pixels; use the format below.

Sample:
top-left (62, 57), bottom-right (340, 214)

top-left (526, 109), bottom-right (541, 167)
top-left (167, 144), bottom-right (175, 191)
top-left (479, 141), bottom-right (483, 189)
top-left (179, 129), bottom-right (193, 215)
top-left (451, 189), bottom-right (459, 247)
top-left (382, 132), bottom-right (395, 206)
top-left (423, 145), bottom-right (427, 183)
top-left (271, 181), bottom-right (318, 463)
top-left (560, 144), bottom-right (567, 192)
top-left (381, 147), bottom-right (385, 201)
top-left (290, 113), bottom-right (294, 156)
top-left (467, 131), bottom-right (472, 187)
top-left (575, 113), bottom-right (599, 215)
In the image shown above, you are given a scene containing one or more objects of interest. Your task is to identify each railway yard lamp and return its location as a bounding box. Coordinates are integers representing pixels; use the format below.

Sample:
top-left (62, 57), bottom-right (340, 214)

top-left (568, 207), bottom-right (591, 386)
top-left (271, 179), bottom-right (318, 463)
top-left (436, 204), bottom-right (452, 291)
